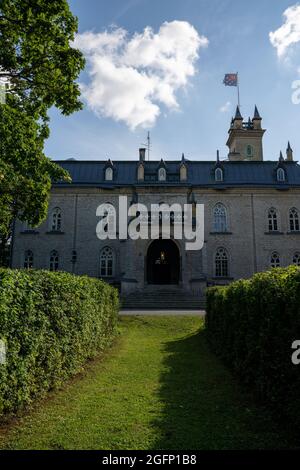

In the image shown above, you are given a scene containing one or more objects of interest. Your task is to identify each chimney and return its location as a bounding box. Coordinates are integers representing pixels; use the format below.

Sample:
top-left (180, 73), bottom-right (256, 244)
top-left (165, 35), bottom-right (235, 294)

top-left (139, 148), bottom-right (146, 162)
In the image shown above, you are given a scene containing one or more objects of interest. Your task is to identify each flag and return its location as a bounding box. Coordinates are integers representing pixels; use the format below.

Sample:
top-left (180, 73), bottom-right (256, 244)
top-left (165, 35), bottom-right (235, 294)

top-left (223, 73), bottom-right (238, 87)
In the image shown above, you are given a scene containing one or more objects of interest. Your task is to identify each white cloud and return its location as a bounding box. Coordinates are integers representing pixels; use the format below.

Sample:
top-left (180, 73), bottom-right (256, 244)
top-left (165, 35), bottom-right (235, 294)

top-left (219, 101), bottom-right (231, 113)
top-left (74, 21), bottom-right (208, 129)
top-left (270, 4), bottom-right (300, 58)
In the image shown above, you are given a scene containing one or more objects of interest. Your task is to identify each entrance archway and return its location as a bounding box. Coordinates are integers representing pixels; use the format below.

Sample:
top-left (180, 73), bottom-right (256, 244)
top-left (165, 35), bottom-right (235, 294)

top-left (146, 239), bottom-right (180, 285)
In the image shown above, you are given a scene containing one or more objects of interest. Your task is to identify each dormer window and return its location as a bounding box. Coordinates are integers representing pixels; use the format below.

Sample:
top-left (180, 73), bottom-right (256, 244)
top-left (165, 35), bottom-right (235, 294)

top-left (215, 168), bottom-right (223, 182)
top-left (277, 168), bottom-right (285, 182)
top-left (158, 167), bottom-right (166, 181)
top-left (105, 167), bottom-right (113, 181)
top-left (137, 163), bottom-right (144, 181)
top-left (180, 164), bottom-right (187, 181)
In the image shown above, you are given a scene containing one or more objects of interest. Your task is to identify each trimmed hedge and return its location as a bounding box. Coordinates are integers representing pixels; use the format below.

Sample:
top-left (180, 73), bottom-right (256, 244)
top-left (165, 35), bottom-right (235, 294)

top-left (206, 266), bottom-right (300, 416)
top-left (0, 269), bottom-right (119, 415)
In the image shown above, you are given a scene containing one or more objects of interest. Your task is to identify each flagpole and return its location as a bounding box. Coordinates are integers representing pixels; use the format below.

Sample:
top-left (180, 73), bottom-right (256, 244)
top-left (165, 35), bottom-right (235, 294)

top-left (237, 72), bottom-right (240, 108)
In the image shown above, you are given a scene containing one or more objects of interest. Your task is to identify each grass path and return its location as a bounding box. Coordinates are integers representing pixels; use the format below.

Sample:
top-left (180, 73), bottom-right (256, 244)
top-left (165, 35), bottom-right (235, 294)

top-left (0, 316), bottom-right (290, 449)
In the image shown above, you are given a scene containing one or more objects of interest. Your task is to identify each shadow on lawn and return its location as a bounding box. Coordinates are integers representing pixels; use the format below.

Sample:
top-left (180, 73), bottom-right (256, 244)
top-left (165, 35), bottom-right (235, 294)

top-left (152, 329), bottom-right (284, 450)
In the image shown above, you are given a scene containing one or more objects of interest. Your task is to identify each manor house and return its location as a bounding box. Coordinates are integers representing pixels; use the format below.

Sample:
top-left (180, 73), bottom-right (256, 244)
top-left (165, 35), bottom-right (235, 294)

top-left (11, 107), bottom-right (300, 307)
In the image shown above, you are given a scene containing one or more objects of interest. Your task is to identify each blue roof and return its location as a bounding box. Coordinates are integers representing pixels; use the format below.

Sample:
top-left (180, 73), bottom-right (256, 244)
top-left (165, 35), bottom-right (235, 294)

top-left (53, 159), bottom-right (300, 189)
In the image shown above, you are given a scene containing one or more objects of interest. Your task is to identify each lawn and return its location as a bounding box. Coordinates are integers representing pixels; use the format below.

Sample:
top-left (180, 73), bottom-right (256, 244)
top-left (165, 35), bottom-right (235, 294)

top-left (0, 316), bottom-right (291, 449)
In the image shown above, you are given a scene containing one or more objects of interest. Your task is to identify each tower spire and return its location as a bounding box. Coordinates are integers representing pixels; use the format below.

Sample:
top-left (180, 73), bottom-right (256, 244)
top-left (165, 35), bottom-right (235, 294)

top-left (252, 105), bottom-right (262, 130)
top-left (234, 105), bottom-right (243, 120)
top-left (253, 105), bottom-right (261, 120)
top-left (286, 141), bottom-right (293, 161)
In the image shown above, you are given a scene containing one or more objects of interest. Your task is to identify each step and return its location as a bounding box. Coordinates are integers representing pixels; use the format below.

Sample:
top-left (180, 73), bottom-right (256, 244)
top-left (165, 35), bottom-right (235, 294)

top-left (121, 291), bottom-right (206, 310)
top-left (122, 305), bottom-right (206, 308)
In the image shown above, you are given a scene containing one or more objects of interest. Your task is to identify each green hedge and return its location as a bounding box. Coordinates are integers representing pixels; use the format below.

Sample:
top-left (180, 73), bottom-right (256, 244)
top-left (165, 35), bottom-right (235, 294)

top-left (0, 269), bottom-right (119, 415)
top-left (206, 266), bottom-right (300, 415)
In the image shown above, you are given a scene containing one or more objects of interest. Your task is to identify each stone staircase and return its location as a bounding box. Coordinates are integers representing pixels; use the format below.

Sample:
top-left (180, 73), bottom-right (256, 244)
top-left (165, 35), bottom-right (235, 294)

top-left (121, 288), bottom-right (206, 310)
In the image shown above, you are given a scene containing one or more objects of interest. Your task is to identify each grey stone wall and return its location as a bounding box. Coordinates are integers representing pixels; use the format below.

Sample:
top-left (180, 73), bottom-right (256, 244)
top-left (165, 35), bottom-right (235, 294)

top-left (11, 186), bottom-right (300, 295)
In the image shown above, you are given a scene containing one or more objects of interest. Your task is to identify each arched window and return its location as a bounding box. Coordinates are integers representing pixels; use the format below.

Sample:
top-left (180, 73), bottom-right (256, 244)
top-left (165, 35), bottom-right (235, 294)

top-left (293, 252), bottom-right (300, 266)
top-left (213, 203), bottom-right (228, 232)
top-left (215, 168), bottom-right (223, 182)
top-left (158, 167), bottom-right (166, 181)
top-left (50, 250), bottom-right (59, 271)
top-left (246, 145), bottom-right (253, 158)
top-left (180, 164), bottom-right (187, 181)
top-left (277, 168), bottom-right (285, 182)
top-left (51, 207), bottom-right (62, 231)
top-left (23, 221), bottom-right (33, 232)
top-left (268, 208), bottom-right (278, 232)
top-left (100, 246), bottom-right (114, 277)
top-left (289, 208), bottom-right (300, 232)
top-left (270, 251), bottom-right (280, 268)
top-left (105, 167), bottom-right (113, 181)
top-left (215, 247), bottom-right (229, 277)
top-left (24, 250), bottom-right (33, 269)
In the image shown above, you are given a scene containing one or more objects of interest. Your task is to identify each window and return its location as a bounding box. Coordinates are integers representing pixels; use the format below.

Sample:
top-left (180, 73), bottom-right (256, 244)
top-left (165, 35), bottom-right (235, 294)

top-left (277, 168), bottom-right (285, 182)
top-left (51, 207), bottom-right (62, 231)
top-left (215, 247), bottom-right (229, 277)
top-left (100, 246), bottom-right (114, 277)
top-left (99, 203), bottom-right (116, 235)
top-left (158, 167), bottom-right (166, 181)
top-left (289, 208), bottom-right (300, 232)
top-left (71, 250), bottom-right (77, 263)
top-left (213, 203), bottom-right (228, 232)
top-left (23, 221), bottom-right (33, 232)
top-left (246, 145), bottom-right (253, 158)
top-left (105, 167), bottom-right (113, 181)
top-left (215, 168), bottom-right (223, 182)
top-left (24, 250), bottom-right (33, 269)
top-left (50, 250), bottom-right (59, 271)
top-left (268, 208), bottom-right (278, 232)
top-left (271, 252), bottom-right (280, 268)
top-left (180, 164), bottom-right (187, 181)
top-left (137, 163), bottom-right (144, 181)
top-left (293, 252), bottom-right (300, 266)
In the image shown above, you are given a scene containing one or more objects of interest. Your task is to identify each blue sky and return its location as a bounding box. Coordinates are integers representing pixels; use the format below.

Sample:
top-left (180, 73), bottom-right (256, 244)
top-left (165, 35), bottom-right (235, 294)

top-left (45, 0), bottom-right (300, 162)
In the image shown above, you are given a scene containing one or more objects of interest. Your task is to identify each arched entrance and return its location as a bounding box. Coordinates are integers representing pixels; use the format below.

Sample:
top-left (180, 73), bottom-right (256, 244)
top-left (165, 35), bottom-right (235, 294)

top-left (146, 239), bottom-right (180, 285)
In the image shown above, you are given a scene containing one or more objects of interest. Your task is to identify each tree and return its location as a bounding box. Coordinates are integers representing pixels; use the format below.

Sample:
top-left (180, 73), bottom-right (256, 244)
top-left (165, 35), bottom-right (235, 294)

top-left (0, 0), bottom-right (85, 120)
top-left (0, 103), bottom-right (72, 265)
top-left (0, 0), bottom-right (85, 265)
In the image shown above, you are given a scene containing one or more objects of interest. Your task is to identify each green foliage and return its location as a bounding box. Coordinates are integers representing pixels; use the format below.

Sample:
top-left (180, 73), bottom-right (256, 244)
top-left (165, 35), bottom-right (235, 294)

top-left (206, 266), bottom-right (300, 419)
top-left (0, 0), bottom-right (85, 254)
top-left (0, 268), bottom-right (119, 415)
top-left (0, 317), bottom-right (290, 450)
top-left (0, 104), bottom-right (70, 237)
top-left (0, 0), bottom-right (85, 119)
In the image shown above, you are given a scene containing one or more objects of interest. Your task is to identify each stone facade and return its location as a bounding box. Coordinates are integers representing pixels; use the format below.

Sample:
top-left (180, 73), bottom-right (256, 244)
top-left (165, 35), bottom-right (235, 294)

top-left (11, 107), bottom-right (300, 297)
